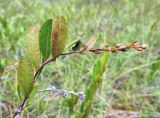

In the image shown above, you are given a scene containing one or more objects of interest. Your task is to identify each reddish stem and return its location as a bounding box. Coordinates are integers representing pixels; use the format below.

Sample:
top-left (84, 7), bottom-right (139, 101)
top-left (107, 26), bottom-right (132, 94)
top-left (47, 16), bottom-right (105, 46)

top-left (13, 97), bottom-right (28, 118)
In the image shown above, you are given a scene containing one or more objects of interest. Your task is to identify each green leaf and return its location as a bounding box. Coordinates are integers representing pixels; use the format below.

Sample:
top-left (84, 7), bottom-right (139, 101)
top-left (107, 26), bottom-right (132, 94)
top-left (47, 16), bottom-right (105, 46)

top-left (17, 57), bottom-right (34, 97)
top-left (80, 52), bottom-right (109, 117)
top-left (39, 19), bottom-right (53, 61)
top-left (26, 26), bottom-right (41, 68)
top-left (92, 52), bottom-right (109, 82)
top-left (51, 16), bottom-right (68, 59)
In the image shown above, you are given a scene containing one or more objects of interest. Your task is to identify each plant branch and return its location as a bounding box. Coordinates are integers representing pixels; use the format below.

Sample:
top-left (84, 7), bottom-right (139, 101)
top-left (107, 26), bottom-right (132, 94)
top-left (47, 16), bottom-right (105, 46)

top-left (13, 97), bottom-right (28, 118)
top-left (61, 41), bottom-right (147, 55)
top-left (13, 41), bottom-right (147, 117)
top-left (38, 86), bottom-right (85, 100)
top-left (34, 58), bottom-right (56, 81)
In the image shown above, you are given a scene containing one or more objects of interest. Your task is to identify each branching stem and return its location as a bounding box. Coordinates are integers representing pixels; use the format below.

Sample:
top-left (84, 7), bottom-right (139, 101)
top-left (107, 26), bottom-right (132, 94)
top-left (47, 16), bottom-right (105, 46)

top-left (13, 41), bottom-right (147, 118)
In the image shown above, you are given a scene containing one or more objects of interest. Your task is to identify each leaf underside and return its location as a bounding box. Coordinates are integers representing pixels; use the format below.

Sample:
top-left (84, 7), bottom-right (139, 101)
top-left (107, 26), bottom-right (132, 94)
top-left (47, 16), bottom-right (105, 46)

top-left (51, 16), bottom-right (68, 59)
top-left (26, 26), bottom-right (41, 68)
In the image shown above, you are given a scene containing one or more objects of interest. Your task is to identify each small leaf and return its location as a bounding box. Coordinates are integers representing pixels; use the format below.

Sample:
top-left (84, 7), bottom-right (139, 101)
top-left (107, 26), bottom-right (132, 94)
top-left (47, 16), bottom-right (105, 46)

top-left (39, 19), bottom-right (53, 61)
top-left (51, 16), bottom-right (68, 59)
top-left (17, 57), bottom-right (34, 97)
top-left (26, 26), bottom-right (41, 68)
top-left (72, 39), bottom-right (82, 51)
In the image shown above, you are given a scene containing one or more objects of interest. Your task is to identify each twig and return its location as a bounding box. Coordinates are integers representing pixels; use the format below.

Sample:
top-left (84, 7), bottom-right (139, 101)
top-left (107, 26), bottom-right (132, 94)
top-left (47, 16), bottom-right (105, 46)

top-left (34, 58), bottom-right (56, 81)
top-left (38, 86), bottom-right (85, 100)
top-left (62, 41), bottom-right (147, 55)
top-left (13, 97), bottom-right (28, 118)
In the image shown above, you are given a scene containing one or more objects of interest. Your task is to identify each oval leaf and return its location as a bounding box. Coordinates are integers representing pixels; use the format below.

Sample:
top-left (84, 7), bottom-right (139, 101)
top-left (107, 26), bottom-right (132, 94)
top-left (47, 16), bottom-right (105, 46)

top-left (51, 16), bottom-right (68, 59)
top-left (17, 57), bottom-right (34, 97)
top-left (26, 26), bottom-right (41, 68)
top-left (39, 19), bottom-right (53, 61)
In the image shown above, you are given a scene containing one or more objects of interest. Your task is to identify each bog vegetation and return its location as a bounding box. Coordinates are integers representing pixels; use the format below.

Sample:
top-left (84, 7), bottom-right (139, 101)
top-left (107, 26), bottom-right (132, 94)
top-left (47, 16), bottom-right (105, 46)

top-left (0, 0), bottom-right (160, 118)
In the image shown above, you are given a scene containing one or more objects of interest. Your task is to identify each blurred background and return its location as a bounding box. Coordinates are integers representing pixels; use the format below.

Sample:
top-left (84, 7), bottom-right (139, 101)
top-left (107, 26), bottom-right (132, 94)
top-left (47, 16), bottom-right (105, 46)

top-left (0, 0), bottom-right (160, 117)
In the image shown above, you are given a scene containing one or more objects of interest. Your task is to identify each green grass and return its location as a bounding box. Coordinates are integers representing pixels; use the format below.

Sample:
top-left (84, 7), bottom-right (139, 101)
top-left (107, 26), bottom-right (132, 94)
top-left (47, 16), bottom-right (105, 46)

top-left (0, 0), bottom-right (160, 117)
